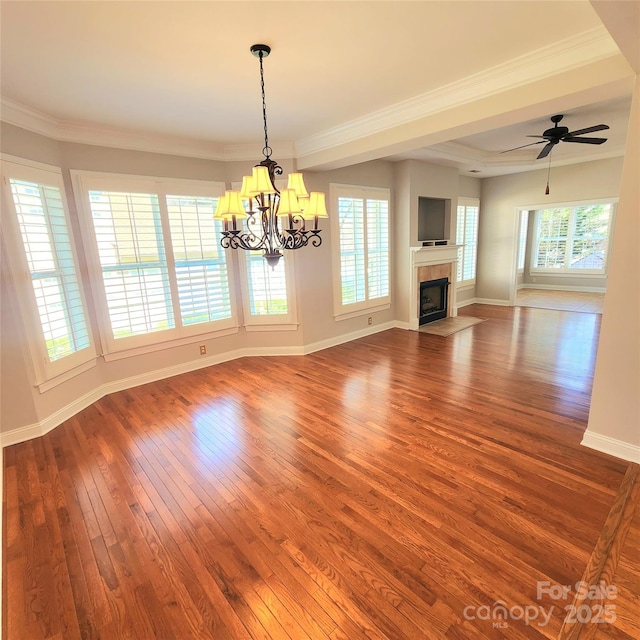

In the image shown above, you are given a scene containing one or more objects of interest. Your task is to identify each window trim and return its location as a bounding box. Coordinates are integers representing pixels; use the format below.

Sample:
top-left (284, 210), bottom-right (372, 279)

top-left (330, 183), bottom-right (391, 321)
top-left (71, 170), bottom-right (238, 356)
top-left (1, 156), bottom-right (96, 388)
top-left (530, 198), bottom-right (616, 276)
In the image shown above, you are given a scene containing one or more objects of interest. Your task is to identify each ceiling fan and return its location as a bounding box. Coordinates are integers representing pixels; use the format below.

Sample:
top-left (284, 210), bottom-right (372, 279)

top-left (501, 114), bottom-right (609, 159)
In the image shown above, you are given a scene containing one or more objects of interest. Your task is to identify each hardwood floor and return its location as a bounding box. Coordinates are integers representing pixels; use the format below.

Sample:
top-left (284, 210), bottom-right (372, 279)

top-left (515, 289), bottom-right (605, 314)
top-left (3, 304), bottom-right (635, 639)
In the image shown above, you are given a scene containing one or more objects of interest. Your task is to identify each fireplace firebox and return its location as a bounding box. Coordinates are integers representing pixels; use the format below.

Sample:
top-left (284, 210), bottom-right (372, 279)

top-left (419, 277), bottom-right (449, 325)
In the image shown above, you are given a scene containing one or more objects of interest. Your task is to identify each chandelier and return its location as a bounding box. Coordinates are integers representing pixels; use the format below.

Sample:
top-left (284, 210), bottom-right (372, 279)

top-left (214, 44), bottom-right (328, 267)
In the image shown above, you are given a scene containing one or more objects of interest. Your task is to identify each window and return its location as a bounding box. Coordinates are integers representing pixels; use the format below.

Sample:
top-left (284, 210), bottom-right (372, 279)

top-left (239, 250), bottom-right (297, 329)
top-left (88, 190), bottom-right (174, 338)
top-left (517, 210), bottom-right (529, 272)
top-left (456, 198), bottom-right (479, 284)
top-left (246, 252), bottom-right (288, 315)
top-left (331, 185), bottom-right (390, 318)
top-left (166, 195), bottom-right (232, 326)
top-left (532, 202), bottom-right (614, 274)
top-left (73, 172), bottom-right (235, 354)
top-left (2, 160), bottom-right (94, 385)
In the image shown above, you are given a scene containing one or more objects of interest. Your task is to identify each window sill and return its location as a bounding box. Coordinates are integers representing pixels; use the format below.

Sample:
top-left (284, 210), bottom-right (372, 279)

top-left (36, 358), bottom-right (97, 393)
top-left (456, 281), bottom-right (476, 290)
top-left (529, 271), bottom-right (607, 278)
top-left (244, 323), bottom-right (299, 332)
top-left (102, 326), bottom-right (239, 362)
top-left (334, 302), bottom-right (391, 322)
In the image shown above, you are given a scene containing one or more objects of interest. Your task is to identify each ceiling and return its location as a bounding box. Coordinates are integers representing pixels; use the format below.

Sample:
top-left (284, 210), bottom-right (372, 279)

top-left (0, 1), bottom-right (637, 177)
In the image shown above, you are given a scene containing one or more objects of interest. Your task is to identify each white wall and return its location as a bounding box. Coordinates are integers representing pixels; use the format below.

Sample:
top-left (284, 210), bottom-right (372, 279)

top-left (477, 157), bottom-right (624, 302)
top-left (583, 74), bottom-right (640, 462)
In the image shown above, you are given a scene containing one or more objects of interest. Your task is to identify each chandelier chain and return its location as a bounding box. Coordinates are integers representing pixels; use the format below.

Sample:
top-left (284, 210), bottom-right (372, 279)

top-left (258, 51), bottom-right (272, 160)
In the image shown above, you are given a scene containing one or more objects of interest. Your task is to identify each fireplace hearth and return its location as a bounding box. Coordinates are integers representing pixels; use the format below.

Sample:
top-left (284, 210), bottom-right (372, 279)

top-left (419, 277), bottom-right (449, 325)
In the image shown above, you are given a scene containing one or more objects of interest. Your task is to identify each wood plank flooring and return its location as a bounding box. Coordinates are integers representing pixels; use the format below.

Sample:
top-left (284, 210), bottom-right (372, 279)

top-left (515, 289), bottom-right (604, 314)
top-left (3, 304), bottom-right (635, 639)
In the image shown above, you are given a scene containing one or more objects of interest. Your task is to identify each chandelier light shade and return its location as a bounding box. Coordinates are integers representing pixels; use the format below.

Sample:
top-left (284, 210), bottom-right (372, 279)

top-left (215, 44), bottom-right (328, 267)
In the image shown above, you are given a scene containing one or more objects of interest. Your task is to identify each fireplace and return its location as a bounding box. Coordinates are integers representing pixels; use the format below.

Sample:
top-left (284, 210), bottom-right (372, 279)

top-left (419, 277), bottom-right (449, 325)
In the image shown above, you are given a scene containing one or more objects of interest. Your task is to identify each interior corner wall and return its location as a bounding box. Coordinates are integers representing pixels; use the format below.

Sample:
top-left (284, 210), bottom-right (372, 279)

top-left (477, 156), bottom-right (624, 303)
top-left (584, 74), bottom-right (640, 462)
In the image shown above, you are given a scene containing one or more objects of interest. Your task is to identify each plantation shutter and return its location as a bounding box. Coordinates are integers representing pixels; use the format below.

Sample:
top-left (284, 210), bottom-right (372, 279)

top-left (456, 200), bottom-right (479, 283)
top-left (517, 211), bottom-right (529, 271)
top-left (331, 185), bottom-right (391, 317)
top-left (246, 251), bottom-right (289, 315)
top-left (338, 196), bottom-right (366, 305)
top-left (366, 198), bottom-right (390, 300)
top-left (570, 204), bottom-right (611, 270)
top-left (166, 195), bottom-right (232, 324)
top-left (9, 178), bottom-right (90, 361)
top-left (533, 203), bottom-right (613, 272)
top-left (535, 208), bottom-right (570, 269)
top-left (88, 190), bottom-right (175, 338)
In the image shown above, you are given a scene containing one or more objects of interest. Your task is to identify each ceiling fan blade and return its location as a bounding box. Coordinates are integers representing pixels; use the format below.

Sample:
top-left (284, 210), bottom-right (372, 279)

top-left (565, 124), bottom-right (609, 137)
top-left (526, 135), bottom-right (548, 139)
top-left (537, 142), bottom-right (555, 159)
top-left (563, 136), bottom-right (608, 145)
top-left (500, 140), bottom-right (545, 154)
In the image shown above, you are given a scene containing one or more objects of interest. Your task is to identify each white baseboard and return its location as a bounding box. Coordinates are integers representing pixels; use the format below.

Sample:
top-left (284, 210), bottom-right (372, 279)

top-left (521, 283), bottom-right (606, 293)
top-left (581, 430), bottom-right (640, 464)
top-left (456, 298), bottom-right (480, 308)
top-left (473, 297), bottom-right (512, 306)
top-left (303, 321), bottom-right (397, 354)
top-left (0, 322), bottom-right (399, 449)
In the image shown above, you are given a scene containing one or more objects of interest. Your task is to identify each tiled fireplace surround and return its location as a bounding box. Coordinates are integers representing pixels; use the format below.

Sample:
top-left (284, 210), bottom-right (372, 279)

top-left (410, 245), bottom-right (462, 331)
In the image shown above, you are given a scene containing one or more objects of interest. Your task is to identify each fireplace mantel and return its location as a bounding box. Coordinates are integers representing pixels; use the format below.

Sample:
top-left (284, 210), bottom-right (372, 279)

top-left (410, 245), bottom-right (462, 331)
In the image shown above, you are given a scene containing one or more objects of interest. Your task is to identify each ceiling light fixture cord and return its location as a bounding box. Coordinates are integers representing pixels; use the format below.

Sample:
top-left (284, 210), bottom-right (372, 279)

top-left (258, 50), bottom-right (272, 160)
top-left (545, 153), bottom-right (552, 195)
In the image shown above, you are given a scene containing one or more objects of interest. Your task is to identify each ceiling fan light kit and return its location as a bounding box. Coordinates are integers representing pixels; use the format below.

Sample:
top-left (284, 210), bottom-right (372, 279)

top-left (501, 114), bottom-right (610, 194)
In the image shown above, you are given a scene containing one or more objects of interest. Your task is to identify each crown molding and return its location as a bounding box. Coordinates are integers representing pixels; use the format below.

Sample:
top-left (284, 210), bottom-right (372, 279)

top-left (0, 27), bottom-right (622, 168)
top-left (390, 139), bottom-right (625, 177)
top-left (1, 98), bottom-right (228, 160)
top-left (295, 26), bottom-right (622, 158)
top-left (1, 98), bottom-right (297, 163)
